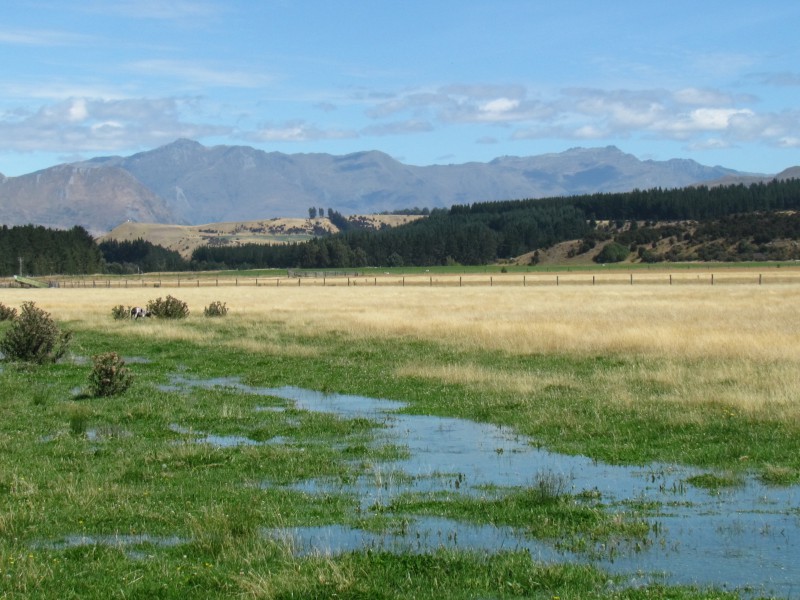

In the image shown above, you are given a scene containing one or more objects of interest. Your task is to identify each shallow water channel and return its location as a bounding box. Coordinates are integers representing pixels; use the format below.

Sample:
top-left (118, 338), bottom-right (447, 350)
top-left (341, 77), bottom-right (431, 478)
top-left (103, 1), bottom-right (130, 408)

top-left (164, 375), bottom-right (800, 598)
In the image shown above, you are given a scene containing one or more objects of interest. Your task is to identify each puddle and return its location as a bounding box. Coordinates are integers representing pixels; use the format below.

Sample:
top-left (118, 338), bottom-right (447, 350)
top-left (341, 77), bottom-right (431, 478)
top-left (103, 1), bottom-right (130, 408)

top-left (168, 423), bottom-right (265, 447)
top-left (35, 533), bottom-right (186, 559)
top-left (163, 376), bottom-right (800, 598)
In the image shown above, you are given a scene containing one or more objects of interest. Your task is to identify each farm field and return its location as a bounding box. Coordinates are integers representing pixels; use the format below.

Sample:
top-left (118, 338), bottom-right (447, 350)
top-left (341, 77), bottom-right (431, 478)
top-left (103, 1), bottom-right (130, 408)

top-left (1, 274), bottom-right (799, 598)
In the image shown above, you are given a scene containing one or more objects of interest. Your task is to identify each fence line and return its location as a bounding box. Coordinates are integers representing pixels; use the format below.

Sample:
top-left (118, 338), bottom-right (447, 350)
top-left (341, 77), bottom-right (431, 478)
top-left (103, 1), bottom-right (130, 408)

top-left (6, 271), bottom-right (800, 289)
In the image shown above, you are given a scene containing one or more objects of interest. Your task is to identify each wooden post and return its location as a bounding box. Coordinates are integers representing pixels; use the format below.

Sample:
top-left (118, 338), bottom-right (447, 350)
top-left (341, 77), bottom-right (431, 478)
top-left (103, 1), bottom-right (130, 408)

top-left (556, 275), bottom-right (559, 286)
top-left (592, 275), bottom-right (595, 285)
top-left (711, 274), bottom-right (714, 285)
top-left (630, 273), bottom-right (633, 285)
top-left (759, 274), bottom-right (762, 285)
top-left (669, 274), bottom-right (672, 285)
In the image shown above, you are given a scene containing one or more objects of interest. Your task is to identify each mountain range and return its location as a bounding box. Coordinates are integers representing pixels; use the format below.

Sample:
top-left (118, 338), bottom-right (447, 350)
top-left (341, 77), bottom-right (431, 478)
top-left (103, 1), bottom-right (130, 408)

top-left (0, 139), bottom-right (788, 234)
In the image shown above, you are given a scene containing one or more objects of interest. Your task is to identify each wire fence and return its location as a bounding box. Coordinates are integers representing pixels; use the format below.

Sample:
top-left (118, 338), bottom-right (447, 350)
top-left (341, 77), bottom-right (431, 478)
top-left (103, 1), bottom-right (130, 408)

top-left (6, 269), bottom-right (800, 289)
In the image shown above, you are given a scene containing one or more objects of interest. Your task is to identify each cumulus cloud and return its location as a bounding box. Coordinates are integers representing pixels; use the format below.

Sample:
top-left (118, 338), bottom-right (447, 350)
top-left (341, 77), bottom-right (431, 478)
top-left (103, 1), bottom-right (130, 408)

top-left (0, 97), bottom-right (229, 152)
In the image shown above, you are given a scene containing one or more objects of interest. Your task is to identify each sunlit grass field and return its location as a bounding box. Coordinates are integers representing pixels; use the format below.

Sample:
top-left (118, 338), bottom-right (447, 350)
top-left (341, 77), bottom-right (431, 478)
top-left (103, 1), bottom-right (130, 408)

top-left (1, 274), bottom-right (798, 598)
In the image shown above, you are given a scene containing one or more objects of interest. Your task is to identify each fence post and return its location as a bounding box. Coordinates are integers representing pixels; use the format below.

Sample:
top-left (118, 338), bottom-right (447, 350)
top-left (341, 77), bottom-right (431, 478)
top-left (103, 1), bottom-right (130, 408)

top-left (592, 275), bottom-right (595, 286)
top-left (670, 274), bottom-right (672, 285)
top-left (711, 274), bottom-right (714, 285)
top-left (630, 274), bottom-right (633, 285)
top-left (490, 276), bottom-right (493, 287)
top-left (430, 276), bottom-right (433, 287)
top-left (759, 274), bottom-right (762, 285)
top-left (556, 275), bottom-right (559, 286)
top-left (523, 275), bottom-right (526, 287)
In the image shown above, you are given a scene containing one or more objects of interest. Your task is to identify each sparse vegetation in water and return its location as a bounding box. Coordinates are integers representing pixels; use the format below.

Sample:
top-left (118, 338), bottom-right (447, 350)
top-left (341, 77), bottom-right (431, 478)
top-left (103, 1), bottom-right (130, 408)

top-left (758, 464), bottom-right (800, 486)
top-left (88, 351), bottom-right (134, 397)
top-left (685, 472), bottom-right (744, 490)
top-left (0, 301), bottom-right (71, 364)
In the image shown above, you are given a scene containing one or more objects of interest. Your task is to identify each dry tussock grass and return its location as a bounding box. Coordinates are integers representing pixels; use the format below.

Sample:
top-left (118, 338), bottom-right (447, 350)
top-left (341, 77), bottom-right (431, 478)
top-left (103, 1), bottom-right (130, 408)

top-left (4, 281), bottom-right (800, 416)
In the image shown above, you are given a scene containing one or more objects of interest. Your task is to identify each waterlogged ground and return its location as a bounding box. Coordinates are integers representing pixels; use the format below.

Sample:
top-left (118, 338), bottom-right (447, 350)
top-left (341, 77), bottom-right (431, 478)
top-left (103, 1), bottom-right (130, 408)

top-left (161, 375), bottom-right (800, 599)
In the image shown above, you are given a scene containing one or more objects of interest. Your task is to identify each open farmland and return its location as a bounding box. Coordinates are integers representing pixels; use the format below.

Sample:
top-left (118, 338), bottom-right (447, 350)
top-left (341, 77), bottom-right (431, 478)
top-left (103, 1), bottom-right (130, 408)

top-left (1, 273), bottom-right (799, 598)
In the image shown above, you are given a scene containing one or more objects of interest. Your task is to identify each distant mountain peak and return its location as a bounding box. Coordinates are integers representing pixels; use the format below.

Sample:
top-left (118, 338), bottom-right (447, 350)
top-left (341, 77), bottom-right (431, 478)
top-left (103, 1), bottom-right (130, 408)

top-left (0, 139), bottom-right (773, 233)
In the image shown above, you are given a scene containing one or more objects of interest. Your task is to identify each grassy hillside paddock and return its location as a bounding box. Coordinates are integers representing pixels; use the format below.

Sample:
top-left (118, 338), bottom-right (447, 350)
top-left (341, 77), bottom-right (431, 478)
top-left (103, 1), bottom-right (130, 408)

top-left (0, 278), bottom-right (798, 598)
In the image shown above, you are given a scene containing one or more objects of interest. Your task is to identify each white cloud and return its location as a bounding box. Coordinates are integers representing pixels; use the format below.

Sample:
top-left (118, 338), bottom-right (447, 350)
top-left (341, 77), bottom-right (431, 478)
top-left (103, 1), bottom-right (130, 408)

top-left (246, 121), bottom-right (357, 143)
top-left (0, 97), bottom-right (229, 152)
top-left (0, 28), bottom-right (93, 46)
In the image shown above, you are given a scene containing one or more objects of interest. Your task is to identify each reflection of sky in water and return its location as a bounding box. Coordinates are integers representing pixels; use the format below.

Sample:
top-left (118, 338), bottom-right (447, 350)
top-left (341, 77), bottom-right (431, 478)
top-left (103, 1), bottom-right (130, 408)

top-left (164, 376), bottom-right (800, 598)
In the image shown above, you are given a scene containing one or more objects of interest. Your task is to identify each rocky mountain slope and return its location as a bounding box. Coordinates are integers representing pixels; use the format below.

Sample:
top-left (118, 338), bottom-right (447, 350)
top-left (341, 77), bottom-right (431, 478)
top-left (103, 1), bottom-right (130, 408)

top-left (0, 140), bottom-right (770, 234)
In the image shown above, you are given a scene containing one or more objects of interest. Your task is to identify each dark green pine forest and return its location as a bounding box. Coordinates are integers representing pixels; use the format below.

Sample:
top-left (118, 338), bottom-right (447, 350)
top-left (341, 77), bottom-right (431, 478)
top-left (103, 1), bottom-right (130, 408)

top-left (3, 178), bottom-right (800, 276)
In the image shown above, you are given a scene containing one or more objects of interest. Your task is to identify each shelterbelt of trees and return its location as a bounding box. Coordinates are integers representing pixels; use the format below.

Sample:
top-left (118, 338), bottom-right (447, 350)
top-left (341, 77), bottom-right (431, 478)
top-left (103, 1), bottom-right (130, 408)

top-left (3, 178), bottom-right (800, 276)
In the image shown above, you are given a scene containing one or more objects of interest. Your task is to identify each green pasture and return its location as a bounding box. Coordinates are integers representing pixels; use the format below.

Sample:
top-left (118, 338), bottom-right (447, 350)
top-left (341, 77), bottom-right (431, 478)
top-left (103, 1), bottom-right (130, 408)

top-left (0, 312), bottom-right (792, 598)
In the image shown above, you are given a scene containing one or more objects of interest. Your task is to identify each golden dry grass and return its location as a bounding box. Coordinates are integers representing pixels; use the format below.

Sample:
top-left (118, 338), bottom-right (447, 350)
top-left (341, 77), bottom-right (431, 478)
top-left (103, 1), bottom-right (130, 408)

top-left (3, 278), bottom-right (800, 418)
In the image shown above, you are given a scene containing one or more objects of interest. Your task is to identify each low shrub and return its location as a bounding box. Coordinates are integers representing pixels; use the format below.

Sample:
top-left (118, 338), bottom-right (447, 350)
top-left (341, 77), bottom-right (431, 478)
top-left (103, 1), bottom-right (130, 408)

top-left (0, 301), bottom-right (71, 364)
top-left (0, 303), bottom-right (17, 321)
top-left (146, 295), bottom-right (189, 319)
top-left (88, 351), bottom-right (134, 397)
top-left (204, 301), bottom-right (228, 317)
top-left (111, 305), bottom-right (129, 320)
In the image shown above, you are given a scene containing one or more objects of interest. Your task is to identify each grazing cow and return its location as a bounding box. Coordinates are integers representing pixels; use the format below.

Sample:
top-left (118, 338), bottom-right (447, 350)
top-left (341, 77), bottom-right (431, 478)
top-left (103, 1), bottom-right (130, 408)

top-left (131, 306), bottom-right (151, 320)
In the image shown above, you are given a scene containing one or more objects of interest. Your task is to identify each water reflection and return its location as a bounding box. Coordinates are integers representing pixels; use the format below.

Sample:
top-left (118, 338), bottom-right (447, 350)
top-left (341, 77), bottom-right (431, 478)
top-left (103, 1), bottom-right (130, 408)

top-left (163, 376), bottom-right (800, 598)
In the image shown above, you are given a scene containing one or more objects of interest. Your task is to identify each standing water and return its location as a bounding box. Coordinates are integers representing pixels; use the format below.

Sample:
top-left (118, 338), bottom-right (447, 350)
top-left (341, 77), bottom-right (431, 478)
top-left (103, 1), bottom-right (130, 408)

top-left (165, 376), bottom-right (800, 598)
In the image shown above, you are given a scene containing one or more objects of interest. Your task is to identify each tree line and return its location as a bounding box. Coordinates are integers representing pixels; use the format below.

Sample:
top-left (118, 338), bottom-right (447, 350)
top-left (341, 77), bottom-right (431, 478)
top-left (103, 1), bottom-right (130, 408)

top-left (3, 178), bottom-right (800, 275)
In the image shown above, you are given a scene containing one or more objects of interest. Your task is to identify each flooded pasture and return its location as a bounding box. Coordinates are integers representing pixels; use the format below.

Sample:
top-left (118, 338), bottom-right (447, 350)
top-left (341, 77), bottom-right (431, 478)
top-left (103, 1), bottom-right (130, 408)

top-left (163, 375), bottom-right (800, 598)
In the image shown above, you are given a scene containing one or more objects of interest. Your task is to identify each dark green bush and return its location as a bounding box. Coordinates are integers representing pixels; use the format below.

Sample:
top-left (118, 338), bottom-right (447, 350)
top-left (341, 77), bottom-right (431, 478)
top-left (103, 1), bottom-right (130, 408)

top-left (146, 295), bottom-right (189, 319)
top-left (0, 303), bottom-right (17, 321)
top-left (0, 301), bottom-right (71, 364)
top-left (594, 241), bottom-right (630, 264)
top-left (88, 352), bottom-right (134, 397)
top-left (203, 301), bottom-right (228, 317)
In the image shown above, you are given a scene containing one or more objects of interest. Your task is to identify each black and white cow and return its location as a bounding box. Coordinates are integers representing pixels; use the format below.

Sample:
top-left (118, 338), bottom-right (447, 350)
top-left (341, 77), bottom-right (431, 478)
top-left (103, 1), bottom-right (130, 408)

top-left (131, 306), bottom-right (151, 320)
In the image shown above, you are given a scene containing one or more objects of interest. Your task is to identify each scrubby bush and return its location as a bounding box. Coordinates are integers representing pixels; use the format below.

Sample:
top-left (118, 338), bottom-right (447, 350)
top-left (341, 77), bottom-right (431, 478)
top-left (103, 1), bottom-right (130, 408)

top-left (203, 301), bottom-right (228, 317)
top-left (111, 305), bottom-right (129, 320)
top-left (0, 303), bottom-right (17, 321)
top-left (146, 295), bottom-right (189, 319)
top-left (0, 301), bottom-right (71, 364)
top-left (88, 352), bottom-right (134, 397)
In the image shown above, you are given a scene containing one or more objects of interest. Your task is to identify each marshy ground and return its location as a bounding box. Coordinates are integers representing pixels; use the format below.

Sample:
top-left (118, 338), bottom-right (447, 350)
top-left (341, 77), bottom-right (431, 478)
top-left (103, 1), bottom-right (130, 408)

top-left (1, 271), bottom-right (798, 598)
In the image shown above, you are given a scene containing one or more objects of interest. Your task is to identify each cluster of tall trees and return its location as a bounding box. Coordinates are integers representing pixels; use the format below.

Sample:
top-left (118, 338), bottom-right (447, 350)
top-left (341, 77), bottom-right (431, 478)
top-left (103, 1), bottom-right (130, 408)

top-left (0, 225), bottom-right (104, 276)
top-left (192, 178), bottom-right (800, 269)
top-left (4, 178), bottom-right (800, 275)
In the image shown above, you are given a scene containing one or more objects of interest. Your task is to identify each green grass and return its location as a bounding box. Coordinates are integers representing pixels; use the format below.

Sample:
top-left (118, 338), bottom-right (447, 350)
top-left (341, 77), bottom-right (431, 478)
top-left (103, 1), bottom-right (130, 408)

top-left (0, 318), bottom-right (793, 598)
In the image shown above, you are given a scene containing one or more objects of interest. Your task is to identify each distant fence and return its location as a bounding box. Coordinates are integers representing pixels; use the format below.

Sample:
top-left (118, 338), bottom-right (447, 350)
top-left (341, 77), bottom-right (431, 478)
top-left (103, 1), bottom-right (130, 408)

top-left (5, 270), bottom-right (800, 289)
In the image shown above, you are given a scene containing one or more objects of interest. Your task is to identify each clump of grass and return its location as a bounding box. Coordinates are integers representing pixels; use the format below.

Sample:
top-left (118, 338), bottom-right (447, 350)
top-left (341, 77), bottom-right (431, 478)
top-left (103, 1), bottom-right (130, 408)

top-left (147, 295), bottom-right (189, 319)
top-left (0, 302), bottom-right (17, 321)
top-left (685, 471), bottom-right (743, 489)
top-left (759, 465), bottom-right (800, 486)
top-left (88, 352), bottom-right (134, 397)
top-left (0, 301), bottom-right (71, 364)
top-left (204, 300), bottom-right (228, 317)
top-left (67, 404), bottom-right (91, 436)
top-left (110, 305), bottom-right (129, 320)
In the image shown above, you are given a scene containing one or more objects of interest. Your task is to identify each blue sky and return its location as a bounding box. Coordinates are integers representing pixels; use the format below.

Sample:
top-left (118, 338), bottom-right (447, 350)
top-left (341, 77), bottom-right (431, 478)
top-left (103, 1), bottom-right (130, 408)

top-left (1, 0), bottom-right (799, 177)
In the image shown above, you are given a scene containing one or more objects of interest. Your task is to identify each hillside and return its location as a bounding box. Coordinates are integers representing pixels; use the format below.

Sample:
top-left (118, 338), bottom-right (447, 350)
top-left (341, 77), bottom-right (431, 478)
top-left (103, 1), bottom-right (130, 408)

top-left (100, 214), bottom-right (423, 258)
top-left (1, 140), bottom-right (764, 234)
